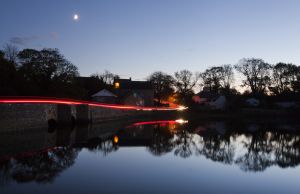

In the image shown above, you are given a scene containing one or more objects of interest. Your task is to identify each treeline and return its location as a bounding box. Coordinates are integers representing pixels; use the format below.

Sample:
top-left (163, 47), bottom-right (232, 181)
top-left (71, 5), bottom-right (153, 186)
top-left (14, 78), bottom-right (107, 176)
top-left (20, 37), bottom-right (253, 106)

top-left (149, 59), bottom-right (300, 104)
top-left (1, 45), bottom-right (300, 104)
top-left (0, 45), bottom-right (116, 99)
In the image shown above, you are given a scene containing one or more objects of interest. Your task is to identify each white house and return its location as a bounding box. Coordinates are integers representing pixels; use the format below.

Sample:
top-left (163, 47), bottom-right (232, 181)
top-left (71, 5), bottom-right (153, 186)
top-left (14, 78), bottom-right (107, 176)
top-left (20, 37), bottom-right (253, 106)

top-left (92, 89), bottom-right (117, 103)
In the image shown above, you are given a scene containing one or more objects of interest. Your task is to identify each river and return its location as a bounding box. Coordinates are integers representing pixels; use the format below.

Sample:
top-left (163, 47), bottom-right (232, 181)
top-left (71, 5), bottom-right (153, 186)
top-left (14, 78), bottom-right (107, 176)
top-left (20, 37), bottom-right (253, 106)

top-left (1, 117), bottom-right (300, 194)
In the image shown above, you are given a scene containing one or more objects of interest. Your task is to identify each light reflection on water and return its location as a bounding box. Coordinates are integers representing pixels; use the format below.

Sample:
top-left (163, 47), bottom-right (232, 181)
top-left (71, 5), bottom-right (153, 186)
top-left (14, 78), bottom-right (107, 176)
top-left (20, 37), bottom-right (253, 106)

top-left (1, 119), bottom-right (300, 194)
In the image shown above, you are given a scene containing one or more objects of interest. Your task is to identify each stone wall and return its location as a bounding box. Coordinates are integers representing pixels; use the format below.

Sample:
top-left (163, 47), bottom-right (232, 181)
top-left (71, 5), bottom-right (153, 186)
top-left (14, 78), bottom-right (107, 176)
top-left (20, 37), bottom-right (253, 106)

top-left (0, 103), bottom-right (143, 132)
top-left (0, 104), bottom-right (56, 132)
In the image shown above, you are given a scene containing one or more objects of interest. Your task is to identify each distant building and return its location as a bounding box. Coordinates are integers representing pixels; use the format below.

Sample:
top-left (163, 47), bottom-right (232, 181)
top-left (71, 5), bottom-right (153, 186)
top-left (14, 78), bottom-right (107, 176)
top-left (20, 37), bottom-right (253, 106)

top-left (192, 87), bottom-right (226, 110)
top-left (113, 78), bottom-right (154, 106)
top-left (245, 98), bottom-right (260, 107)
top-left (92, 78), bottom-right (154, 106)
top-left (121, 92), bottom-right (145, 106)
top-left (192, 89), bottom-right (219, 105)
top-left (208, 96), bottom-right (226, 109)
top-left (91, 89), bottom-right (117, 103)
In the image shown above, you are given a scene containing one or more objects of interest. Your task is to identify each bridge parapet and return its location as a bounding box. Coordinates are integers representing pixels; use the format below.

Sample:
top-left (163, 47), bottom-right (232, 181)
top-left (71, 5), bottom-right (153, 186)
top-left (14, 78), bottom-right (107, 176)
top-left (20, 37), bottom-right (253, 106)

top-left (0, 97), bottom-right (183, 132)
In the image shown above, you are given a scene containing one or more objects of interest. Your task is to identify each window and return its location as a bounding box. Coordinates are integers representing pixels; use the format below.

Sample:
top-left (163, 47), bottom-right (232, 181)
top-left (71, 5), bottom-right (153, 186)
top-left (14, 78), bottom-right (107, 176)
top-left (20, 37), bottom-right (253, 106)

top-left (114, 82), bottom-right (120, 89)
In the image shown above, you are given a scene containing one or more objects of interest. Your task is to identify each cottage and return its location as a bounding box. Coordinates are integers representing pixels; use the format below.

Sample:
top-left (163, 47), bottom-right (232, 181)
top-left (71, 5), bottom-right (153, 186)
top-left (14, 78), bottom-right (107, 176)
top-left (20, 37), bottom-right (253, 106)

top-left (192, 88), bottom-right (227, 110)
top-left (91, 89), bottom-right (117, 103)
top-left (113, 78), bottom-right (154, 106)
top-left (192, 90), bottom-right (219, 105)
top-left (92, 78), bottom-right (154, 106)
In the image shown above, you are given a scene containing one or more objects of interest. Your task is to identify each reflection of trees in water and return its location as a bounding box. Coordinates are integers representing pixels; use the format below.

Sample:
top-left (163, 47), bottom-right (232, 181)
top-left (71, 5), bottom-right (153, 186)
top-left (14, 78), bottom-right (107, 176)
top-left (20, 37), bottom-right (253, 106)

top-left (94, 122), bottom-right (300, 172)
top-left (0, 147), bottom-right (79, 185)
top-left (173, 129), bottom-right (195, 158)
top-left (0, 161), bottom-right (11, 186)
top-left (147, 124), bottom-right (235, 162)
top-left (146, 124), bottom-right (196, 158)
top-left (144, 122), bottom-right (300, 172)
top-left (196, 132), bottom-right (234, 165)
top-left (272, 133), bottom-right (300, 168)
top-left (2, 121), bottom-right (299, 186)
top-left (85, 138), bottom-right (118, 156)
top-left (236, 131), bottom-right (300, 172)
top-left (235, 132), bottom-right (274, 172)
top-left (147, 127), bottom-right (175, 156)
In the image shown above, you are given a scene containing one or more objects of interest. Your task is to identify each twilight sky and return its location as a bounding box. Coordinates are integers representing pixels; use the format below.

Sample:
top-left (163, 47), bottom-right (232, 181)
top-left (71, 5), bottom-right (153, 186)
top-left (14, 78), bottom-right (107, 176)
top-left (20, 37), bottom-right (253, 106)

top-left (1, 0), bottom-right (300, 80)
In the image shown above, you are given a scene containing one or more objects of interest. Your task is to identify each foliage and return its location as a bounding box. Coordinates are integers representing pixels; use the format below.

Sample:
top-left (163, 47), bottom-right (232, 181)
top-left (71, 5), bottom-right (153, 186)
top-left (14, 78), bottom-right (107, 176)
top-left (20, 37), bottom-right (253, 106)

top-left (174, 70), bottom-right (200, 102)
top-left (269, 63), bottom-right (299, 95)
top-left (3, 44), bottom-right (18, 65)
top-left (91, 70), bottom-right (119, 86)
top-left (1, 43), bottom-right (300, 103)
top-left (17, 48), bottom-right (79, 96)
top-left (0, 50), bottom-right (17, 95)
top-left (148, 71), bottom-right (175, 103)
top-left (200, 65), bottom-right (234, 94)
top-left (235, 58), bottom-right (271, 96)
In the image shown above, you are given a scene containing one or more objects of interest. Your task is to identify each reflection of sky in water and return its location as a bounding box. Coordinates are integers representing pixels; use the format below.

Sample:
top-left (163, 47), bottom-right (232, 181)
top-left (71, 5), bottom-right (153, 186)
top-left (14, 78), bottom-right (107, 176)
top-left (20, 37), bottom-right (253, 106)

top-left (1, 119), bottom-right (300, 194)
top-left (74, 146), bottom-right (300, 194)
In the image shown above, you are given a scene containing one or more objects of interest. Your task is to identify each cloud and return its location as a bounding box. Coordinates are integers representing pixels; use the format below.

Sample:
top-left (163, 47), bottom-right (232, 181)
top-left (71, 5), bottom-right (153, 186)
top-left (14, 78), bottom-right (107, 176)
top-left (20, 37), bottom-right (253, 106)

top-left (10, 32), bottom-right (59, 46)
top-left (10, 35), bottom-right (40, 46)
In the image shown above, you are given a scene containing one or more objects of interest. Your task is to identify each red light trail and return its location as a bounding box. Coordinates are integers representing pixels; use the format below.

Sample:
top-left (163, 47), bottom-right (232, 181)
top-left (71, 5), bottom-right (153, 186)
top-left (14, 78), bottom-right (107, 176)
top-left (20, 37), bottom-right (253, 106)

top-left (132, 120), bottom-right (178, 126)
top-left (125, 119), bottom-right (188, 128)
top-left (0, 97), bottom-right (187, 111)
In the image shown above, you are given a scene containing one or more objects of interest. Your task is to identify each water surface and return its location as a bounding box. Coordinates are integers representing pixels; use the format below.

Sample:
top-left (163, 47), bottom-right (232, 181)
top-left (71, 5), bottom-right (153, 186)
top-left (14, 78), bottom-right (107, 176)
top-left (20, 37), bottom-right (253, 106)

top-left (1, 118), bottom-right (300, 194)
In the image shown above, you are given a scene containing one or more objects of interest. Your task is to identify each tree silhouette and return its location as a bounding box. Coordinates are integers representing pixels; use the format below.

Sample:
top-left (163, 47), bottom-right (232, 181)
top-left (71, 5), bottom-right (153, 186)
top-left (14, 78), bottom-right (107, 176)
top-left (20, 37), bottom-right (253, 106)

top-left (18, 48), bottom-right (79, 96)
top-left (174, 69), bottom-right (200, 103)
top-left (174, 129), bottom-right (195, 158)
top-left (91, 70), bottom-right (119, 86)
top-left (196, 132), bottom-right (234, 165)
top-left (0, 147), bottom-right (79, 184)
top-left (147, 126), bottom-right (175, 156)
top-left (235, 58), bottom-right (271, 96)
top-left (0, 50), bottom-right (17, 95)
top-left (148, 71), bottom-right (175, 104)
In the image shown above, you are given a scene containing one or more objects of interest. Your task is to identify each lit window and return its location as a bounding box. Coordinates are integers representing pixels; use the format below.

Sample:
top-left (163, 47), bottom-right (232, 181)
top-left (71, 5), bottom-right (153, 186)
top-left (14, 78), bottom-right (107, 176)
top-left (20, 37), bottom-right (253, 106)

top-left (114, 82), bottom-right (120, 89)
top-left (114, 136), bottom-right (119, 144)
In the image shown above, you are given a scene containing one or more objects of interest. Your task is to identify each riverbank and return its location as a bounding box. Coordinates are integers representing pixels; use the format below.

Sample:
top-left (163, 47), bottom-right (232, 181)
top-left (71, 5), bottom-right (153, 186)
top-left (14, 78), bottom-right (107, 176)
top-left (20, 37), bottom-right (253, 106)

top-left (184, 108), bottom-right (300, 121)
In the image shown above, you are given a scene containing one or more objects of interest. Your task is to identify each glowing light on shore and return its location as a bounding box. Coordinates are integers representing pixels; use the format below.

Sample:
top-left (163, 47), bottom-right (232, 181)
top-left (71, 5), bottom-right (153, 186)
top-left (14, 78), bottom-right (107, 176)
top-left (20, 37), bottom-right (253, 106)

top-left (177, 105), bottom-right (188, 111)
top-left (175, 119), bottom-right (188, 124)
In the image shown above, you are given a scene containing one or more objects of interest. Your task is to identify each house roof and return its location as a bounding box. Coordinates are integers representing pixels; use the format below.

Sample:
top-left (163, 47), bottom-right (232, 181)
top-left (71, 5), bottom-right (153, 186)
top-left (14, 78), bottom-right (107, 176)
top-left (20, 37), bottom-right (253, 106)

top-left (92, 89), bottom-right (117, 97)
top-left (196, 90), bottom-right (219, 99)
top-left (114, 78), bottom-right (153, 90)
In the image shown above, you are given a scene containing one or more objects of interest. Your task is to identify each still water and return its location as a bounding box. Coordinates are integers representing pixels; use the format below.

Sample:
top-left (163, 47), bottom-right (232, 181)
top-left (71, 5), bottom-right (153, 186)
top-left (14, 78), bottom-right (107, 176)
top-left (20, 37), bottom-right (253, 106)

top-left (1, 118), bottom-right (300, 194)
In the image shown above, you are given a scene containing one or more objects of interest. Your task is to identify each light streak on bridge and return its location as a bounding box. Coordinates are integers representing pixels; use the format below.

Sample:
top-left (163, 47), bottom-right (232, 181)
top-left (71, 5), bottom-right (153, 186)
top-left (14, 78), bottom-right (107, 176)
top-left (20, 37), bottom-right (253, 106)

top-left (130, 119), bottom-right (188, 126)
top-left (0, 97), bottom-right (188, 111)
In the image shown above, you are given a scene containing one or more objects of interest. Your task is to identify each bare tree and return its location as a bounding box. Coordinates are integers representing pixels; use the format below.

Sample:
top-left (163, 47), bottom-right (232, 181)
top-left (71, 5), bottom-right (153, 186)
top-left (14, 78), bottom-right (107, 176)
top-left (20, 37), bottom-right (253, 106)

top-left (235, 58), bottom-right (271, 95)
top-left (3, 44), bottom-right (19, 65)
top-left (269, 63), bottom-right (297, 95)
top-left (91, 70), bottom-right (119, 85)
top-left (200, 65), bottom-right (234, 93)
top-left (200, 66), bottom-right (223, 92)
top-left (174, 70), bottom-right (200, 97)
top-left (148, 71), bottom-right (175, 103)
top-left (220, 64), bottom-right (234, 90)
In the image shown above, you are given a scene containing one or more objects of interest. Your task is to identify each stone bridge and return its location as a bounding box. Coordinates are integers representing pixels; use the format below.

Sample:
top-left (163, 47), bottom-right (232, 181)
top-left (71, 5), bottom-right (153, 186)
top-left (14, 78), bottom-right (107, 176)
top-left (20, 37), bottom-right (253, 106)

top-left (0, 97), bottom-right (184, 132)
